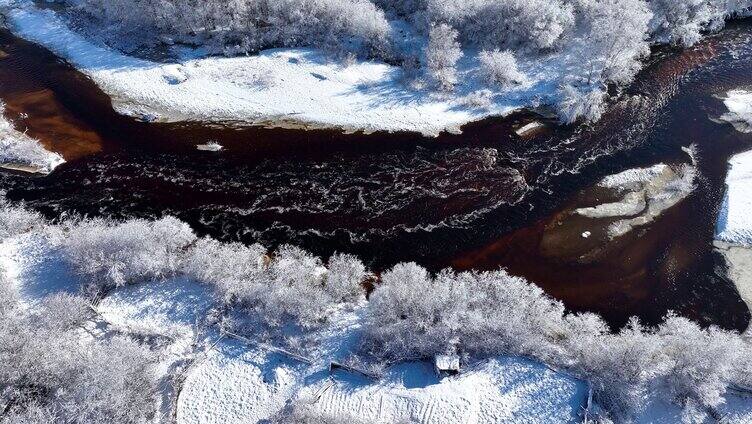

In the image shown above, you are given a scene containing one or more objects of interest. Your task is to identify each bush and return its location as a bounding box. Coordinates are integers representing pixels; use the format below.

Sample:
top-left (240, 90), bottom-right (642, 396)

top-left (62, 216), bottom-right (196, 297)
top-left (0, 194), bottom-right (44, 240)
top-left (478, 49), bottom-right (525, 87)
top-left (238, 245), bottom-right (365, 329)
top-left (362, 264), bottom-right (569, 361)
top-left (70, 0), bottom-right (392, 58)
top-left (360, 262), bottom-right (752, 421)
top-left (183, 237), bottom-right (267, 303)
top-left (445, 0), bottom-right (575, 51)
top-left (0, 292), bottom-right (158, 424)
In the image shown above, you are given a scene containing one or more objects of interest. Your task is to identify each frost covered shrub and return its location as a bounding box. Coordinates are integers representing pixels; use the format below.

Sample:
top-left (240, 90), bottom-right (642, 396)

top-left (62, 216), bottom-right (196, 296)
top-left (433, 0), bottom-right (576, 51)
top-left (361, 262), bottom-right (752, 421)
top-left (183, 239), bottom-right (366, 330)
top-left (362, 264), bottom-right (569, 361)
top-left (563, 315), bottom-right (666, 419)
top-left (656, 315), bottom-right (750, 413)
top-left (478, 50), bottom-right (524, 87)
top-left (425, 24), bottom-right (462, 91)
top-left (70, 0), bottom-right (392, 58)
top-left (183, 237), bottom-right (267, 302)
top-left (556, 85), bottom-right (607, 124)
top-left (648, 0), bottom-right (752, 47)
top-left (0, 194), bottom-right (44, 240)
top-left (237, 245), bottom-right (365, 329)
top-left (325, 253), bottom-right (368, 302)
top-left (572, 0), bottom-right (652, 85)
top-left (0, 292), bottom-right (158, 424)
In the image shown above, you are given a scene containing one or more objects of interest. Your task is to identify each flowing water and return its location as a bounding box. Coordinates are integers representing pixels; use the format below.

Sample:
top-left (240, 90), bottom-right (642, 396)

top-left (2, 22), bottom-right (752, 330)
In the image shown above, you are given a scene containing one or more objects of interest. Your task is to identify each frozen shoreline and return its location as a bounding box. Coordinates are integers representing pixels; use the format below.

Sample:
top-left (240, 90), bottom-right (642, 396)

top-left (0, 104), bottom-right (64, 174)
top-left (715, 90), bottom-right (752, 330)
top-left (0, 1), bottom-right (588, 136)
top-left (720, 90), bottom-right (752, 134)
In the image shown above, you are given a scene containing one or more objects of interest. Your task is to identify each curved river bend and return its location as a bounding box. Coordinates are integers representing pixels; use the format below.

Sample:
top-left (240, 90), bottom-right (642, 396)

top-left (2, 22), bottom-right (752, 330)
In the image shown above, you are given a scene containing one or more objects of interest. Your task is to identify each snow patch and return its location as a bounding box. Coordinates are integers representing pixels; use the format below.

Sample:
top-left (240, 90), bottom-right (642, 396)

top-left (97, 277), bottom-right (215, 342)
top-left (0, 104), bottom-right (64, 174)
top-left (177, 340), bottom-right (300, 424)
top-left (720, 90), bottom-right (752, 133)
top-left (0, 231), bottom-right (79, 307)
top-left (716, 149), bottom-right (752, 246)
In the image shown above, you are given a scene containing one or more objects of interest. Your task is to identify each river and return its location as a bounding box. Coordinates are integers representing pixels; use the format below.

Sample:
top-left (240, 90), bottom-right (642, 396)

top-left (2, 21), bottom-right (752, 330)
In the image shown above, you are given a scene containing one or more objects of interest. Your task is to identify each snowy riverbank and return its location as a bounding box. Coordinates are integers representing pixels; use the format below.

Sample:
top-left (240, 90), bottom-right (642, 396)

top-left (0, 223), bottom-right (588, 423)
top-left (0, 103), bottom-right (64, 174)
top-left (716, 90), bottom-right (752, 325)
top-left (0, 1), bottom-right (594, 136)
top-left (3, 199), bottom-right (752, 422)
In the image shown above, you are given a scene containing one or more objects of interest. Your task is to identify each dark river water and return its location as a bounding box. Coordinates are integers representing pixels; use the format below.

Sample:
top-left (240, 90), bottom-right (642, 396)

top-left (2, 22), bottom-right (752, 330)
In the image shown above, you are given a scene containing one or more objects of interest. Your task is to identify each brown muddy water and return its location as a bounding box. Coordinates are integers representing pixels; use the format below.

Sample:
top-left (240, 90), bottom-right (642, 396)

top-left (2, 23), bottom-right (752, 330)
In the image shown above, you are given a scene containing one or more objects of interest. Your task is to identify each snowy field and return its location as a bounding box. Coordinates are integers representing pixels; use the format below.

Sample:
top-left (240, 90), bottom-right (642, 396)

top-left (0, 1), bottom-right (588, 136)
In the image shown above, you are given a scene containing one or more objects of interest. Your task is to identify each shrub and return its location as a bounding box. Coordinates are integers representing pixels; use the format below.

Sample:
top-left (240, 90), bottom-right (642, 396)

top-left (361, 262), bottom-right (752, 421)
top-left (0, 194), bottom-right (44, 240)
top-left (69, 0), bottom-right (392, 59)
top-left (183, 237), bottom-right (267, 302)
top-left (62, 216), bottom-right (196, 296)
top-left (478, 49), bottom-right (525, 87)
top-left (240, 245), bottom-right (364, 329)
top-left (0, 292), bottom-right (158, 424)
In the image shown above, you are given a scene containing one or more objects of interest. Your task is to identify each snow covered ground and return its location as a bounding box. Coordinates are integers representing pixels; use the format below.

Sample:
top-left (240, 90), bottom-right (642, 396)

top-left (715, 90), bottom-right (752, 332)
top-left (0, 226), bottom-right (589, 423)
top-left (0, 230), bottom-right (79, 307)
top-left (176, 306), bottom-right (588, 424)
top-left (4, 217), bottom-right (752, 422)
top-left (716, 149), bottom-right (752, 246)
top-left (0, 103), bottom-right (64, 174)
top-left (720, 90), bottom-right (752, 134)
top-left (0, 1), bottom-right (580, 136)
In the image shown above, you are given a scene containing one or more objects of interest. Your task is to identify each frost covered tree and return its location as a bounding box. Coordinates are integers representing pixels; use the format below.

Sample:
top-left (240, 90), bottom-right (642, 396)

top-left (656, 314), bottom-right (750, 416)
top-left (424, 0), bottom-right (575, 51)
top-left (573, 0), bottom-right (652, 85)
top-left (183, 237), bottom-right (268, 303)
top-left (648, 0), bottom-right (752, 46)
top-left (69, 0), bottom-right (392, 58)
top-left (425, 24), bottom-right (463, 91)
top-left (556, 85), bottom-right (607, 124)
